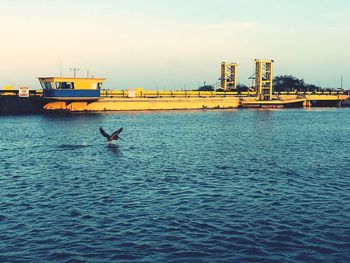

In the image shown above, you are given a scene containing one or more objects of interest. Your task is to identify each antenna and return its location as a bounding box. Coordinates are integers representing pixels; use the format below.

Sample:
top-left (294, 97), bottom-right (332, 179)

top-left (70, 67), bottom-right (80, 78)
top-left (60, 59), bottom-right (62, 77)
top-left (341, 74), bottom-right (343, 90)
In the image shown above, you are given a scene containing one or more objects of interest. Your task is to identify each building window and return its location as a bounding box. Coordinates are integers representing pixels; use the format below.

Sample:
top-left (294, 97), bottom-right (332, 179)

top-left (56, 82), bottom-right (75, 89)
top-left (41, 82), bottom-right (54, 89)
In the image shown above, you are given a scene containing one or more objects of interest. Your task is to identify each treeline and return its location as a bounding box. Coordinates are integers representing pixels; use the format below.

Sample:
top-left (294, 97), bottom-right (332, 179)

top-left (197, 75), bottom-right (340, 92)
top-left (273, 75), bottom-right (321, 92)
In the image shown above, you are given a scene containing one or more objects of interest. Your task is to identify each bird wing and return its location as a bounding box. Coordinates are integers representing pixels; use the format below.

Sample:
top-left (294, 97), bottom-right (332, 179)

top-left (110, 127), bottom-right (123, 140)
top-left (99, 127), bottom-right (110, 138)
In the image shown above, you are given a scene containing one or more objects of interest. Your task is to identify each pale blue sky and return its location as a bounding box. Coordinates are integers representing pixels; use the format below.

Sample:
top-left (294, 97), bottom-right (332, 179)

top-left (1, 0), bottom-right (350, 89)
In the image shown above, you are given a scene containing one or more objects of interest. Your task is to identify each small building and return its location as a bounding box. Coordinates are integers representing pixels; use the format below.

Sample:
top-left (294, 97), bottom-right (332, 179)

top-left (38, 77), bottom-right (105, 98)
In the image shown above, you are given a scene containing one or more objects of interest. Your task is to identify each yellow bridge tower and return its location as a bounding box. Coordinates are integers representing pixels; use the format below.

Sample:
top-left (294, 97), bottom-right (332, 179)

top-left (255, 59), bottom-right (274, 100)
top-left (221, 62), bottom-right (237, 90)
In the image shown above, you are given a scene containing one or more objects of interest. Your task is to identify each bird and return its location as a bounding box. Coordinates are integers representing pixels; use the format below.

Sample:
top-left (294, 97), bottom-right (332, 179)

top-left (99, 127), bottom-right (123, 142)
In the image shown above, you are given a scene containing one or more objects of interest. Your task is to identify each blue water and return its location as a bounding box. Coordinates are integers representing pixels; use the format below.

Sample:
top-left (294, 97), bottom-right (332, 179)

top-left (1, 109), bottom-right (350, 262)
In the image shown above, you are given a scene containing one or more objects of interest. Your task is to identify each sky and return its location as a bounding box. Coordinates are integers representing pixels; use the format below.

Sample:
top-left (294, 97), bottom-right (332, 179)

top-left (1, 0), bottom-right (350, 90)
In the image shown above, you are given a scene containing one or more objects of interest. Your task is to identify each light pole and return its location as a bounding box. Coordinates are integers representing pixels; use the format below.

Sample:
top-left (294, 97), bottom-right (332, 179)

top-left (70, 67), bottom-right (80, 78)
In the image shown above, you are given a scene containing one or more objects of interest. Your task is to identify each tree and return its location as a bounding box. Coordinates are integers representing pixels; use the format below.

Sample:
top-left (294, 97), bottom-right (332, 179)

top-left (273, 75), bottom-right (321, 92)
top-left (236, 83), bottom-right (249, 92)
top-left (197, 84), bottom-right (215, 91)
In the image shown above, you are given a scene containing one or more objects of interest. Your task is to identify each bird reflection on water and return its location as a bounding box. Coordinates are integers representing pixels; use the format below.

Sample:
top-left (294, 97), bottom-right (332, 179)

top-left (106, 143), bottom-right (121, 155)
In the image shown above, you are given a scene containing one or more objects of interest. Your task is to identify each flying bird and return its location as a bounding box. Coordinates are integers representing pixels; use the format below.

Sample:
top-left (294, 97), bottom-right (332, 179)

top-left (99, 127), bottom-right (123, 142)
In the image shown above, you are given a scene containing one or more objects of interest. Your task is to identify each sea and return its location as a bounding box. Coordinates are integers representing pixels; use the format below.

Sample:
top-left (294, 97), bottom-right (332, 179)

top-left (1, 108), bottom-right (350, 262)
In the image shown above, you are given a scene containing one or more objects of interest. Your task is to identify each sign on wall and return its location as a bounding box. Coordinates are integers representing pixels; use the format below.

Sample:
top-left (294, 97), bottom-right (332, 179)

top-left (128, 88), bottom-right (136, 98)
top-left (18, 86), bottom-right (29, 97)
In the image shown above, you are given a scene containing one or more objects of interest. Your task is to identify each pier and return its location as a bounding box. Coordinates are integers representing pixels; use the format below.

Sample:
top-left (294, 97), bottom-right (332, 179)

top-left (0, 88), bottom-right (348, 113)
top-left (0, 59), bottom-right (348, 113)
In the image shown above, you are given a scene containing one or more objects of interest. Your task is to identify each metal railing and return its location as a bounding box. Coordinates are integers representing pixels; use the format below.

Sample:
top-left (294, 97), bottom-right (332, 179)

top-left (0, 90), bottom-right (42, 96)
top-left (99, 90), bottom-right (257, 98)
top-left (0, 89), bottom-right (346, 98)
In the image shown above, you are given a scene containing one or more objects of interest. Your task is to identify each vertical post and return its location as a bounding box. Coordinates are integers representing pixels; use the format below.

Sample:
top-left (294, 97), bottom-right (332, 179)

top-left (60, 59), bottom-right (62, 77)
top-left (70, 67), bottom-right (80, 78)
top-left (341, 74), bottom-right (343, 90)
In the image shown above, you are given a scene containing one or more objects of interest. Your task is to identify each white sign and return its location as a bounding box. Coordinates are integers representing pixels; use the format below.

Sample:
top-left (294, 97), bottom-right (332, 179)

top-left (18, 86), bottom-right (29, 97)
top-left (128, 89), bottom-right (136, 98)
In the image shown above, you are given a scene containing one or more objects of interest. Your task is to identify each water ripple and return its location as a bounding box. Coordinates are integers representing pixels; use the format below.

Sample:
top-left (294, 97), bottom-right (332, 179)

top-left (1, 110), bottom-right (350, 262)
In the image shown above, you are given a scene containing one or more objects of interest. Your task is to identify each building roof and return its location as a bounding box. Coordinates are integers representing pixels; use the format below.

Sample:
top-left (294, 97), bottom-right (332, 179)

top-left (38, 77), bottom-right (106, 81)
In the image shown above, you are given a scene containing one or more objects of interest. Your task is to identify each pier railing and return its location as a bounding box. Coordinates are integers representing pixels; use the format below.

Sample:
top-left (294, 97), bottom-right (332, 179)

top-left (0, 89), bottom-right (346, 99)
top-left (0, 90), bottom-right (42, 96)
top-left (100, 90), bottom-right (256, 98)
